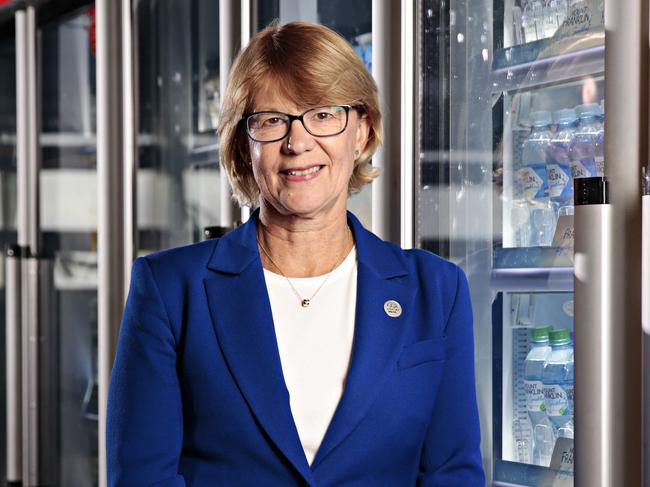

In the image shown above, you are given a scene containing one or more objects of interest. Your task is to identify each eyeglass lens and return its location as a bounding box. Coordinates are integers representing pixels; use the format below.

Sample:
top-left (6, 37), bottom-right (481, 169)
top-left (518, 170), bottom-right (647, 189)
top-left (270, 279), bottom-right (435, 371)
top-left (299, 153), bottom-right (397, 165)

top-left (246, 105), bottom-right (348, 142)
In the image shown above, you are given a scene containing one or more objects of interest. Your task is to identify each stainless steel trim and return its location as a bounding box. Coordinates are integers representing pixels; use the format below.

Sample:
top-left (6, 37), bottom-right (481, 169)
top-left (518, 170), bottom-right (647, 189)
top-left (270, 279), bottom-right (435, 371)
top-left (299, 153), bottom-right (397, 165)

top-left (219, 0), bottom-right (240, 228)
top-left (371, 0), bottom-right (401, 243)
top-left (26, 5), bottom-right (38, 255)
top-left (601, 0), bottom-right (645, 484)
top-left (22, 256), bottom-right (39, 485)
top-left (490, 267), bottom-right (574, 292)
top-left (6, 251), bottom-right (22, 482)
top-left (122, 0), bottom-right (137, 284)
top-left (240, 0), bottom-right (251, 225)
top-left (97, 1), bottom-right (126, 486)
top-left (574, 203), bottom-right (612, 487)
top-left (400, 0), bottom-right (414, 249)
top-left (15, 10), bottom-right (29, 248)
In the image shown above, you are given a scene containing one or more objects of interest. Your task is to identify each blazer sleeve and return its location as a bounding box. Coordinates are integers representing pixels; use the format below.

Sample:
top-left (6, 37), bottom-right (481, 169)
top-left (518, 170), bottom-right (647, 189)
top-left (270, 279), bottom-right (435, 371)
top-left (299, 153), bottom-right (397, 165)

top-left (417, 266), bottom-right (485, 486)
top-left (106, 257), bottom-right (186, 487)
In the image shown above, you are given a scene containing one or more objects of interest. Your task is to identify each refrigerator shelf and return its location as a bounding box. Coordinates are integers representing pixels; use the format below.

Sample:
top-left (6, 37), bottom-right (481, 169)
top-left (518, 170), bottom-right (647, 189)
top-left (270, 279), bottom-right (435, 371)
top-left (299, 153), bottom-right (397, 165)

top-left (491, 246), bottom-right (573, 291)
top-left (493, 459), bottom-right (571, 487)
top-left (492, 31), bottom-right (604, 94)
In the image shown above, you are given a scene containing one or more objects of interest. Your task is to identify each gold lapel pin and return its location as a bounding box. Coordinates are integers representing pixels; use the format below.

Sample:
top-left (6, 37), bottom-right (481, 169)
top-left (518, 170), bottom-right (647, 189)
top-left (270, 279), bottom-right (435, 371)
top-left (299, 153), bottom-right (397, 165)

top-left (384, 300), bottom-right (402, 318)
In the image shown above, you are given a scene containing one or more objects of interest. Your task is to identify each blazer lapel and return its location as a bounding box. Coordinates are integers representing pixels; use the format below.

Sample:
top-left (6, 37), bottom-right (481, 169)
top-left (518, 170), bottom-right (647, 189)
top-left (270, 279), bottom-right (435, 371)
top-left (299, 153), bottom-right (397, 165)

top-left (310, 214), bottom-right (417, 468)
top-left (203, 214), bottom-right (314, 485)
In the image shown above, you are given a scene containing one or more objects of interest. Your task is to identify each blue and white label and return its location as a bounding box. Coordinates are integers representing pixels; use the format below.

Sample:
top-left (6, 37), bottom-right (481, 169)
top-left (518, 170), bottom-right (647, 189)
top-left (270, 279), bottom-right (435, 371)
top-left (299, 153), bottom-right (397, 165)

top-left (544, 384), bottom-right (570, 418)
top-left (525, 380), bottom-right (546, 413)
top-left (571, 158), bottom-right (597, 178)
top-left (565, 384), bottom-right (574, 415)
top-left (547, 163), bottom-right (571, 198)
top-left (517, 164), bottom-right (547, 200)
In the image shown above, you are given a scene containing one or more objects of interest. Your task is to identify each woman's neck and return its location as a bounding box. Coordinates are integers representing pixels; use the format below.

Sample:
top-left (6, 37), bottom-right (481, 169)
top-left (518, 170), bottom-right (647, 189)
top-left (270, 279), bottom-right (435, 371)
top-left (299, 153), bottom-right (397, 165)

top-left (256, 207), bottom-right (354, 278)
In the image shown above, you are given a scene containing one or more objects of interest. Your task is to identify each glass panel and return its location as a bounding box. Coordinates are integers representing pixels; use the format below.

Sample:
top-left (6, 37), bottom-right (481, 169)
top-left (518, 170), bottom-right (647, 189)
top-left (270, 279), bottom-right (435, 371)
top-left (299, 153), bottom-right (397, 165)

top-left (257, 0), bottom-right (373, 229)
top-left (417, 0), bottom-right (604, 484)
top-left (135, 0), bottom-right (220, 254)
top-left (0, 34), bottom-right (17, 484)
top-left (40, 5), bottom-right (98, 485)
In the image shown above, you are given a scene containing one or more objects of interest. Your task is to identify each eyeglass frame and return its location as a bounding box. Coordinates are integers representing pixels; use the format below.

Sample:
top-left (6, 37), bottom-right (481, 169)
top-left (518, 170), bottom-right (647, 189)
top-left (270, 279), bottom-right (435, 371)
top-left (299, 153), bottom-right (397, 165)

top-left (240, 104), bottom-right (360, 143)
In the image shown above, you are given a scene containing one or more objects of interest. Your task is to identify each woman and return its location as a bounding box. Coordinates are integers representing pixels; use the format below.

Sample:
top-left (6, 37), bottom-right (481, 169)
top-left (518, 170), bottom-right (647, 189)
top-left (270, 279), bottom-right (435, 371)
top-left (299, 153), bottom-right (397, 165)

top-left (107, 21), bottom-right (484, 487)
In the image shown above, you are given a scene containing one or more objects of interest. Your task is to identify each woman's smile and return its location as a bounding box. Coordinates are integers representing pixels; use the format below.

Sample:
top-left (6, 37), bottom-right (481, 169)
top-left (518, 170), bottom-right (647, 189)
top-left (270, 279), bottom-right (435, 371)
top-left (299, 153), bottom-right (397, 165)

top-left (280, 164), bottom-right (325, 181)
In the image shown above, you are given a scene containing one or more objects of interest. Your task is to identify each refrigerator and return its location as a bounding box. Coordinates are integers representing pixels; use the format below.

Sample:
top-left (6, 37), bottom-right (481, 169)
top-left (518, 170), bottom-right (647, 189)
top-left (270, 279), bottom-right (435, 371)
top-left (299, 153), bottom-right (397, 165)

top-left (415, 0), bottom-right (644, 485)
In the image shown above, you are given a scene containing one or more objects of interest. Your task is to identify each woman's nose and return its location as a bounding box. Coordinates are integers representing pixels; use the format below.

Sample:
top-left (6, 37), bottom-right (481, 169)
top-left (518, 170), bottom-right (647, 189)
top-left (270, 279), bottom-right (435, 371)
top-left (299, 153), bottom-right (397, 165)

top-left (283, 119), bottom-right (314, 154)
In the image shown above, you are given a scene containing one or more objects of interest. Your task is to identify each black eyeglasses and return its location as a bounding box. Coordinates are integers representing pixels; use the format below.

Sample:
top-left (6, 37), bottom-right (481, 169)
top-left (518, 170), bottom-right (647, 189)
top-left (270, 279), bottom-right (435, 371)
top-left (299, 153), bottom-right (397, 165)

top-left (241, 105), bottom-right (354, 143)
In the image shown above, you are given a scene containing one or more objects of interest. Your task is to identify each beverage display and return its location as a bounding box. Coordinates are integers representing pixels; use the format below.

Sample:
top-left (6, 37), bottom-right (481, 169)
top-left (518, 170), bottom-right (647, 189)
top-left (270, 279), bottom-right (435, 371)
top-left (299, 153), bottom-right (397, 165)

top-left (524, 326), bottom-right (553, 465)
top-left (518, 110), bottom-right (554, 246)
top-left (569, 103), bottom-right (604, 179)
top-left (546, 108), bottom-right (577, 221)
top-left (542, 328), bottom-right (574, 431)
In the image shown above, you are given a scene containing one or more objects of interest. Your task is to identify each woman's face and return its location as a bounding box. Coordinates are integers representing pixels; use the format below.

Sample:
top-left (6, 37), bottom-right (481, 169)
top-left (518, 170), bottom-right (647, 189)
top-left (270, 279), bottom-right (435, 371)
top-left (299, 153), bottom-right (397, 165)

top-left (248, 83), bottom-right (369, 221)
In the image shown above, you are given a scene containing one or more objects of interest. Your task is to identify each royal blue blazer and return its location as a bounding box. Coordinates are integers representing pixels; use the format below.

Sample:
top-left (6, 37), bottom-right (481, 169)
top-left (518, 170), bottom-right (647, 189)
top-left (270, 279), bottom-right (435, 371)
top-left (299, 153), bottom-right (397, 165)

top-left (107, 210), bottom-right (484, 486)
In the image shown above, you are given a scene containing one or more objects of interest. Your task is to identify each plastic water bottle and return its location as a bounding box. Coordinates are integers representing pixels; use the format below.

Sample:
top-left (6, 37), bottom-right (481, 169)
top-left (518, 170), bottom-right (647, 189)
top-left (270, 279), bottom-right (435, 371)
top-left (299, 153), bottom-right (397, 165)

top-left (519, 111), bottom-right (554, 246)
top-left (546, 108), bottom-right (577, 221)
top-left (524, 326), bottom-right (553, 465)
top-left (569, 103), bottom-right (604, 180)
top-left (522, 0), bottom-right (544, 42)
top-left (542, 328), bottom-right (574, 432)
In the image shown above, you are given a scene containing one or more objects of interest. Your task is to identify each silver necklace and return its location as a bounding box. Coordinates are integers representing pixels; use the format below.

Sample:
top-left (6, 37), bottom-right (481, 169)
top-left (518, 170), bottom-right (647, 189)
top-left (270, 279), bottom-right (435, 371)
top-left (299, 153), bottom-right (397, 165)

top-left (257, 228), bottom-right (352, 308)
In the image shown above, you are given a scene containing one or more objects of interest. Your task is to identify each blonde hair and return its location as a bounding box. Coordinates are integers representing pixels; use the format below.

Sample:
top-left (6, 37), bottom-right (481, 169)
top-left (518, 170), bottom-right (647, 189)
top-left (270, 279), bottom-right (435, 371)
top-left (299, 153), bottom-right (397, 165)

top-left (218, 20), bottom-right (382, 207)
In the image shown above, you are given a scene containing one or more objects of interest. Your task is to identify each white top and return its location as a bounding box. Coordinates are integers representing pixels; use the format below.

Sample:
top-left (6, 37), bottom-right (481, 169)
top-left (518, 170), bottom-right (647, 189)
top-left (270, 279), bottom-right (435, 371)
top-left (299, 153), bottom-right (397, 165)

top-left (263, 247), bottom-right (357, 465)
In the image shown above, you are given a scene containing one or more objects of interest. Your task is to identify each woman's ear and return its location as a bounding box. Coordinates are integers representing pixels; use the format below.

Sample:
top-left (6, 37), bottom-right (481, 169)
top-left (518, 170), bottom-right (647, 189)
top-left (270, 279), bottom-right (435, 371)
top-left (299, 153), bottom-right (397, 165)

top-left (355, 113), bottom-right (371, 154)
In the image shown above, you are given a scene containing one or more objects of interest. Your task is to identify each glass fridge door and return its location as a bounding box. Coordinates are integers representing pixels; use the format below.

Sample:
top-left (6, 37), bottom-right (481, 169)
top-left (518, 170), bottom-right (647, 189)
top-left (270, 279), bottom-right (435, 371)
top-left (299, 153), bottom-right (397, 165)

top-left (40, 4), bottom-right (98, 485)
top-left (417, 0), bottom-right (605, 484)
top-left (135, 0), bottom-right (222, 254)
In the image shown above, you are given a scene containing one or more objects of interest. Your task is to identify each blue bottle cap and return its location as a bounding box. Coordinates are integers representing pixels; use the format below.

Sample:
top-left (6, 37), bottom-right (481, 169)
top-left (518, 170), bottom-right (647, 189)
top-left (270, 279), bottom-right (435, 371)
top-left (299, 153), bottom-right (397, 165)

top-left (553, 108), bottom-right (577, 125)
top-left (575, 103), bottom-right (602, 119)
top-left (530, 110), bottom-right (552, 127)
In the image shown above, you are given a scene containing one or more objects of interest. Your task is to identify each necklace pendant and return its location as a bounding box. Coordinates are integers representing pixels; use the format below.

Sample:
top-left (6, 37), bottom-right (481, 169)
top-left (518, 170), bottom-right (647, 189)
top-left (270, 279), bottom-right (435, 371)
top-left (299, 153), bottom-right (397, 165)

top-left (301, 299), bottom-right (311, 308)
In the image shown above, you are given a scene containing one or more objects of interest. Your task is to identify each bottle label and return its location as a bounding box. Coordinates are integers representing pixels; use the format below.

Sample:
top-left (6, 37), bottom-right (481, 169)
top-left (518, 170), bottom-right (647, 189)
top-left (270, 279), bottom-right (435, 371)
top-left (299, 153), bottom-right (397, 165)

top-left (565, 383), bottom-right (574, 414)
top-left (517, 164), bottom-right (547, 200)
top-left (543, 384), bottom-right (570, 417)
top-left (570, 158), bottom-right (597, 179)
top-left (547, 163), bottom-right (571, 198)
top-left (525, 379), bottom-right (546, 412)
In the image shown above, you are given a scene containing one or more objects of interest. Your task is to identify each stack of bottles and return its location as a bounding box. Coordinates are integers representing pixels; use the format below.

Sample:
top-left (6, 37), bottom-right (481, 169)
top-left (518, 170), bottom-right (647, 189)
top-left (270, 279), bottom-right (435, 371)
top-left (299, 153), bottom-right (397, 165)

top-left (524, 326), bottom-right (574, 466)
top-left (521, 0), bottom-right (570, 42)
top-left (513, 102), bottom-right (604, 247)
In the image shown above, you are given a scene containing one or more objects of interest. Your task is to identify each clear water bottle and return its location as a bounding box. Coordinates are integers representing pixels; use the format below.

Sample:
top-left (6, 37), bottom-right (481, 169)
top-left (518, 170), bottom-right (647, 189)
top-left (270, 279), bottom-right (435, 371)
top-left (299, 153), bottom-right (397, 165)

top-left (569, 103), bottom-right (604, 179)
top-left (519, 111), bottom-right (554, 246)
top-left (522, 0), bottom-right (544, 42)
top-left (524, 326), bottom-right (553, 465)
top-left (546, 108), bottom-right (577, 223)
top-left (543, 0), bottom-right (567, 38)
top-left (542, 328), bottom-right (574, 432)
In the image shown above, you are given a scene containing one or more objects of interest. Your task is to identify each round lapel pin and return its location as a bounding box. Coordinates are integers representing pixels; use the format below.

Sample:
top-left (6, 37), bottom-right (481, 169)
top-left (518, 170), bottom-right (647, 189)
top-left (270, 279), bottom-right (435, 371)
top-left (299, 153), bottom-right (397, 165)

top-left (384, 300), bottom-right (402, 318)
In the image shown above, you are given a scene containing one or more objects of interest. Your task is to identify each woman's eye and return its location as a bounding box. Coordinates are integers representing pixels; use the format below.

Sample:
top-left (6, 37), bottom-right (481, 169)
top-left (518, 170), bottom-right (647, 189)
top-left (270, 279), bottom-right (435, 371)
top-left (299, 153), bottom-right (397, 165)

top-left (264, 117), bottom-right (283, 126)
top-left (314, 112), bottom-right (333, 121)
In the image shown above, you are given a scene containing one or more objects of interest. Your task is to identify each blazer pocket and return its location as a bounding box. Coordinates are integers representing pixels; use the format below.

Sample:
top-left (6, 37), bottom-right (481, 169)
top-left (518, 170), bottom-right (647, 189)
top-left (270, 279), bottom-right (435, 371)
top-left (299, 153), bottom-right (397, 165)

top-left (398, 337), bottom-right (447, 370)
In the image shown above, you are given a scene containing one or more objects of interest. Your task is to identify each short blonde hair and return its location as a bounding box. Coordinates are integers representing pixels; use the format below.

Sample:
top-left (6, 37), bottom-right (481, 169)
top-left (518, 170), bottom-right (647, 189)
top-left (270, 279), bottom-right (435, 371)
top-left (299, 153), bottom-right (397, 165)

top-left (218, 20), bottom-right (382, 207)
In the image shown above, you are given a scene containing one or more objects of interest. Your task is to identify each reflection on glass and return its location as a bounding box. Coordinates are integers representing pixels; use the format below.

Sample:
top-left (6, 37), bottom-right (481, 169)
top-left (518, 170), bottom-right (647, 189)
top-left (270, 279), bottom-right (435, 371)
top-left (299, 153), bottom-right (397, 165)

top-left (41, 5), bottom-right (98, 485)
top-left (257, 0), bottom-right (373, 228)
top-left (136, 0), bottom-right (221, 254)
top-left (0, 35), bottom-right (17, 484)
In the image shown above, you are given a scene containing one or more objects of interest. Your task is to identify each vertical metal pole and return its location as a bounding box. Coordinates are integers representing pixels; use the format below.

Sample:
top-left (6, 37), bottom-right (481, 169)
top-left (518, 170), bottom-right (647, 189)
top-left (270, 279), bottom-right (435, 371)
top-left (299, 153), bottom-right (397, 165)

top-left (6, 247), bottom-right (22, 484)
top-left (16, 6), bottom-right (41, 485)
top-left (372, 0), bottom-right (401, 243)
top-left (240, 0), bottom-right (252, 224)
top-left (219, 0), bottom-right (241, 228)
top-left (96, 1), bottom-right (125, 486)
top-left (574, 178), bottom-right (613, 487)
top-left (400, 0), bottom-right (415, 249)
top-left (122, 0), bottom-right (137, 291)
top-left (585, 0), bottom-right (648, 484)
